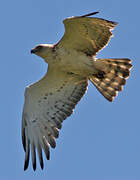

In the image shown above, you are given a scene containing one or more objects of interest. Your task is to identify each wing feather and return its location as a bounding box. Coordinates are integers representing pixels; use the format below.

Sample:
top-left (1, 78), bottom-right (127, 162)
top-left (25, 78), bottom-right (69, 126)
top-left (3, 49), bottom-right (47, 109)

top-left (42, 136), bottom-right (50, 160)
top-left (57, 12), bottom-right (117, 56)
top-left (31, 143), bottom-right (36, 171)
top-left (37, 143), bottom-right (44, 169)
top-left (24, 138), bottom-right (30, 171)
top-left (22, 68), bottom-right (88, 170)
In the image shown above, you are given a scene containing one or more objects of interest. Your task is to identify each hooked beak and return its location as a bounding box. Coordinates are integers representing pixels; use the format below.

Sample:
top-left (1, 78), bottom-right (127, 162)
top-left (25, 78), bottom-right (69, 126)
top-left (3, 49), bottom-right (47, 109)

top-left (30, 48), bottom-right (36, 54)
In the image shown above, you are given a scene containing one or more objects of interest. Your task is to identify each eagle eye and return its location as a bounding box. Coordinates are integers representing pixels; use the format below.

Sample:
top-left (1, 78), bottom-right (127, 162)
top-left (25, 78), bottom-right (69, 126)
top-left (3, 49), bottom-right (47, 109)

top-left (36, 45), bottom-right (43, 51)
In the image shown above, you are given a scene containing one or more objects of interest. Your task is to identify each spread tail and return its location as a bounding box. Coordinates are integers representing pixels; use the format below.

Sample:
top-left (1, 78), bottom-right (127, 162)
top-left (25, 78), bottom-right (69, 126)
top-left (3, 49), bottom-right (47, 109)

top-left (90, 58), bottom-right (132, 101)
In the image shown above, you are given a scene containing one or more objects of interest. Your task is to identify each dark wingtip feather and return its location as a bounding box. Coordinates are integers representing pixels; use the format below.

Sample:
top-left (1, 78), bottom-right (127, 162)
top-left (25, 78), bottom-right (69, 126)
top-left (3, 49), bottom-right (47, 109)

top-left (24, 159), bottom-right (29, 171)
top-left (40, 161), bottom-right (44, 170)
top-left (22, 132), bottom-right (26, 152)
top-left (31, 143), bottom-right (36, 171)
top-left (24, 142), bottom-right (30, 171)
top-left (37, 144), bottom-right (44, 170)
top-left (22, 117), bottom-right (28, 152)
top-left (106, 20), bottom-right (118, 26)
top-left (33, 163), bottom-right (36, 171)
top-left (47, 150), bottom-right (50, 160)
top-left (79, 11), bottom-right (99, 18)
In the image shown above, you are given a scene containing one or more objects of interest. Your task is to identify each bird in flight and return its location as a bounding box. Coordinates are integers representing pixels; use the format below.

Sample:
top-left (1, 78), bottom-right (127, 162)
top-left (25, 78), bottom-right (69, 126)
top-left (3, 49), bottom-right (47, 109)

top-left (22, 12), bottom-right (132, 171)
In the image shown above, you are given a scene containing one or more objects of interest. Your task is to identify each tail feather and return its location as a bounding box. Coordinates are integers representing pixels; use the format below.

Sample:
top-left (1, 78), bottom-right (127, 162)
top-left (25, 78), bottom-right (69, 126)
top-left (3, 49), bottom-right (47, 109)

top-left (90, 58), bottom-right (132, 101)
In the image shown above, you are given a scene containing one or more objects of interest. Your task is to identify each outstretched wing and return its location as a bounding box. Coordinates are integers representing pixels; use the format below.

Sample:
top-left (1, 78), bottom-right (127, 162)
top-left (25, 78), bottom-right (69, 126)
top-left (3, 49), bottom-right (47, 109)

top-left (57, 12), bottom-right (117, 56)
top-left (22, 67), bottom-right (88, 170)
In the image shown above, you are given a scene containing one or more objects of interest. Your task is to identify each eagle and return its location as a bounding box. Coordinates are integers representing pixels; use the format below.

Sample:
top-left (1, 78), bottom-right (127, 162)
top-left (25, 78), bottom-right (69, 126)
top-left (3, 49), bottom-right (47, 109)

top-left (22, 12), bottom-right (132, 171)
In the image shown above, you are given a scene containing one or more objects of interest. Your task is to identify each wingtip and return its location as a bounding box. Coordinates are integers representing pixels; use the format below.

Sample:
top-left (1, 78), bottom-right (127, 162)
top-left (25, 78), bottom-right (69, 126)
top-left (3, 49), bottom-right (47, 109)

top-left (33, 164), bottom-right (36, 171)
top-left (112, 21), bottom-right (118, 26)
top-left (40, 162), bottom-right (44, 170)
top-left (63, 11), bottom-right (100, 22)
top-left (24, 161), bottom-right (29, 171)
top-left (76, 11), bottom-right (100, 18)
top-left (24, 142), bottom-right (30, 171)
top-left (84, 11), bottom-right (99, 16)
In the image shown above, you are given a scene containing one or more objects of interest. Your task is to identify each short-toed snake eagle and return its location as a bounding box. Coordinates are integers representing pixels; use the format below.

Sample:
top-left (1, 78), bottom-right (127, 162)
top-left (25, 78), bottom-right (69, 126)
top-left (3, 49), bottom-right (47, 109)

top-left (22, 12), bottom-right (132, 170)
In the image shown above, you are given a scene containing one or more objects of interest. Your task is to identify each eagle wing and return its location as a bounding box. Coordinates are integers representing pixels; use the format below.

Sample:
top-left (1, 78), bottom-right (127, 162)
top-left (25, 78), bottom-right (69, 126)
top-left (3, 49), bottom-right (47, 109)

top-left (57, 12), bottom-right (117, 56)
top-left (22, 67), bottom-right (88, 170)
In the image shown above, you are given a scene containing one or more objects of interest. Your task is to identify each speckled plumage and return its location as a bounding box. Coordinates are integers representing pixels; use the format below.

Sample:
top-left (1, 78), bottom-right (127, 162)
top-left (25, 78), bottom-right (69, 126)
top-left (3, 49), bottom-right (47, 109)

top-left (22, 12), bottom-right (132, 170)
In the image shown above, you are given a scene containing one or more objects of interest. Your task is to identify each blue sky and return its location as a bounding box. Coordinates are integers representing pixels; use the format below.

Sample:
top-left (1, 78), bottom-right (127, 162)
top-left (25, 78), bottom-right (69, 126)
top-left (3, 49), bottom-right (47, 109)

top-left (0, 0), bottom-right (139, 179)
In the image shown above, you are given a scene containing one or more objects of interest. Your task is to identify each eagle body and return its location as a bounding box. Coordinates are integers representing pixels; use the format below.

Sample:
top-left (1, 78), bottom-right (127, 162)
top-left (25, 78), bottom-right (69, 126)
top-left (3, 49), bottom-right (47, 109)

top-left (22, 12), bottom-right (132, 170)
top-left (43, 46), bottom-right (98, 76)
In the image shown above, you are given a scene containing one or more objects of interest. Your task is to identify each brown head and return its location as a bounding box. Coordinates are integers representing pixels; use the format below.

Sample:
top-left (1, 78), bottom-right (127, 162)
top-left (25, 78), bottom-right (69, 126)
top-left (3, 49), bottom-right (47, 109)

top-left (31, 44), bottom-right (54, 59)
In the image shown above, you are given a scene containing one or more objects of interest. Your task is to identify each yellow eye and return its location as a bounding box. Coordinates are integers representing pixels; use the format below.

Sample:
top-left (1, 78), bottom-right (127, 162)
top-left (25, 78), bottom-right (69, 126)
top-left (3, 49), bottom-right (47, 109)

top-left (36, 45), bottom-right (43, 51)
top-left (31, 45), bottom-right (43, 54)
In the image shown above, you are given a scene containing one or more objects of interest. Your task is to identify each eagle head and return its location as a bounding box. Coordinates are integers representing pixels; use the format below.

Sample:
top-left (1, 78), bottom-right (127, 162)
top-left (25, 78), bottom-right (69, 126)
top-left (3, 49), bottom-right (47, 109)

top-left (31, 44), bottom-right (54, 59)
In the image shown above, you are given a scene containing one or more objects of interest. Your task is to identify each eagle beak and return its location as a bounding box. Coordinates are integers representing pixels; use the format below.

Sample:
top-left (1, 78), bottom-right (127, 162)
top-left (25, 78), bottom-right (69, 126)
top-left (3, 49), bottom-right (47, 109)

top-left (31, 49), bottom-right (35, 54)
